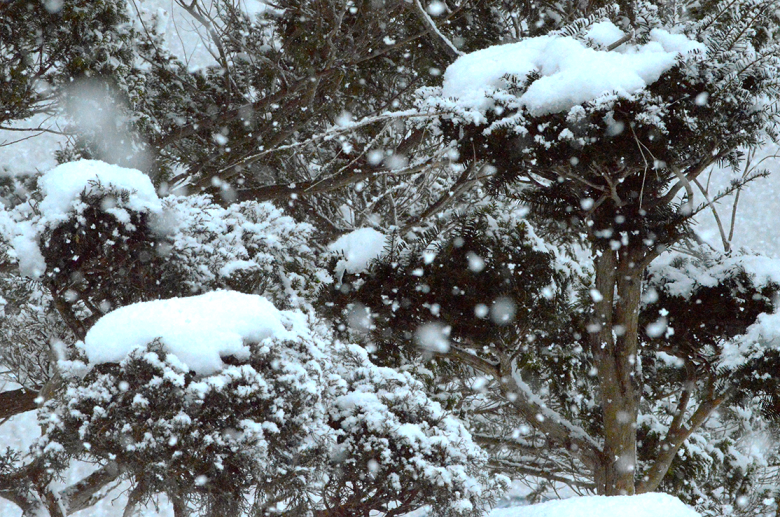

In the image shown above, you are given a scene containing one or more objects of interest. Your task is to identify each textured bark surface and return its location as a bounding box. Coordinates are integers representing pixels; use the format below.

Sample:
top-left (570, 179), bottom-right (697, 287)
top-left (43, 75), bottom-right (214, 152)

top-left (0, 389), bottom-right (39, 420)
top-left (590, 248), bottom-right (643, 495)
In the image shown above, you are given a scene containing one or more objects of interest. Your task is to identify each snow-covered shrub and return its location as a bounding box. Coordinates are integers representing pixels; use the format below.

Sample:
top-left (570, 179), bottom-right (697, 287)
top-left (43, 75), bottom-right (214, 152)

top-left (1, 160), bottom-right (331, 334)
top-left (40, 186), bottom-right (182, 314)
top-left (1, 161), bottom-right (181, 332)
top-left (40, 336), bottom-right (330, 515)
top-left (36, 292), bottom-right (501, 516)
top-left (324, 344), bottom-right (504, 517)
top-left (159, 194), bottom-right (329, 307)
top-left (36, 291), bottom-right (330, 515)
top-left (321, 206), bottom-right (600, 493)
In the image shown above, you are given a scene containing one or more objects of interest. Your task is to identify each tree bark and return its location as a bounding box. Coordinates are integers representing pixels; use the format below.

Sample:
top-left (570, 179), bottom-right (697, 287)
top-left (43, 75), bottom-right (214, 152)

top-left (636, 395), bottom-right (725, 493)
top-left (590, 246), bottom-right (644, 495)
top-left (60, 462), bottom-right (122, 514)
top-left (0, 389), bottom-right (39, 420)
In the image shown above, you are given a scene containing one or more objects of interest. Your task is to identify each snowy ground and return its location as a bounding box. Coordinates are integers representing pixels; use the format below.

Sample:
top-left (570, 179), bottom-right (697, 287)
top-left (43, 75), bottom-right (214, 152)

top-left (490, 493), bottom-right (700, 517)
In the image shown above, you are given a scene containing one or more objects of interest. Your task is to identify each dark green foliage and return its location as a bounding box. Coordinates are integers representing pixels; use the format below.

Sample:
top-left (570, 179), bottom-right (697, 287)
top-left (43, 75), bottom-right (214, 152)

top-left (441, 69), bottom-right (718, 250)
top-left (641, 256), bottom-right (780, 410)
top-left (0, 0), bottom-right (136, 124)
top-left (636, 254), bottom-right (780, 511)
top-left (322, 208), bottom-right (569, 363)
top-left (320, 207), bottom-right (607, 455)
top-left (41, 339), bottom-right (328, 516)
top-left (40, 189), bottom-right (184, 326)
top-left (642, 266), bottom-right (778, 361)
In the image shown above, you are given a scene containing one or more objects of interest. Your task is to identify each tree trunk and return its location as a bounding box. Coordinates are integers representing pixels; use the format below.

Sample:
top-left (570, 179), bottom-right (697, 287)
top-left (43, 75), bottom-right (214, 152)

top-left (590, 246), bottom-right (644, 495)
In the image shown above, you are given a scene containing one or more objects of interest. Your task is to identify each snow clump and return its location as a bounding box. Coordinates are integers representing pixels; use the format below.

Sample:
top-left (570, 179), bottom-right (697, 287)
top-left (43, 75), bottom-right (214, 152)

top-left (2, 159), bottom-right (160, 278)
top-left (424, 20), bottom-right (705, 122)
top-left (37, 159), bottom-right (161, 225)
top-left (83, 291), bottom-right (309, 374)
top-left (329, 227), bottom-right (388, 279)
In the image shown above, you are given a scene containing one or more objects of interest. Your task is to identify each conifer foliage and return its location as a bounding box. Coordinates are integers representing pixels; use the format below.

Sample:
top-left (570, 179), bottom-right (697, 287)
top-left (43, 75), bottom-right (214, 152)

top-left (3, 0), bottom-right (780, 515)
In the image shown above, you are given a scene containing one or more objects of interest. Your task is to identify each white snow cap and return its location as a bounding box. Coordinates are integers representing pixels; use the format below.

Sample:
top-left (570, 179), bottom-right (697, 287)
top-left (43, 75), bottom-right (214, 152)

top-left (440, 21), bottom-right (705, 117)
top-left (720, 308), bottom-right (780, 370)
top-left (39, 159), bottom-right (161, 225)
top-left (648, 252), bottom-right (780, 299)
top-left (490, 494), bottom-right (701, 517)
top-left (6, 160), bottom-right (161, 278)
top-left (329, 227), bottom-right (388, 276)
top-left (84, 291), bottom-right (309, 375)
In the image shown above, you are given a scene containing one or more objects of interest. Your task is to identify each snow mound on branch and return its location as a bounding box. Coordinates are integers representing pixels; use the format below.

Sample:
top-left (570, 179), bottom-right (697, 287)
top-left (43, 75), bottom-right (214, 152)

top-left (84, 291), bottom-right (309, 374)
top-left (647, 252), bottom-right (780, 299)
top-left (721, 310), bottom-right (780, 369)
top-left (329, 227), bottom-right (388, 276)
top-left (3, 159), bottom-right (160, 278)
top-left (38, 159), bottom-right (161, 225)
top-left (437, 21), bottom-right (705, 119)
top-left (490, 493), bottom-right (701, 517)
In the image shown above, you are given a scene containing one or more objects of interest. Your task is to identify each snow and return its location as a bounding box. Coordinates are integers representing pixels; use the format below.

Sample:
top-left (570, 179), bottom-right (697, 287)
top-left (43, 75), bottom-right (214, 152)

top-left (490, 494), bottom-right (701, 517)
top-left (38, 159), bottom-right (161, 225)
top-left (329, 227), bottom-right (388, 277)
top-left (415, 321), bottom-right (451, 352)
top-left (585, 20), bottom-right (625, 47)
top-left (240, 0), bottom-right (282, 17)
top-left (437, 21), bottom-right (705, 118)
top-left (2, 160), bottom-right (161, 278)
top-left (647, 251), bottom-right (780, 299)
top-left (9, 221), bottom-right (46, 279)
top-left (83, 291), bottom-right (309, 374)
top-left (720, 310), bottom-right (780, 369)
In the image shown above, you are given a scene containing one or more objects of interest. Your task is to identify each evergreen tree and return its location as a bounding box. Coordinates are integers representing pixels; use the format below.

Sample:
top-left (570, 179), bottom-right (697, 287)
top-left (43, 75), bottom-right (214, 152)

top-left (404, 0), bottom-right (780, 498)
top-left (3, 0), bottom-right (780, 514)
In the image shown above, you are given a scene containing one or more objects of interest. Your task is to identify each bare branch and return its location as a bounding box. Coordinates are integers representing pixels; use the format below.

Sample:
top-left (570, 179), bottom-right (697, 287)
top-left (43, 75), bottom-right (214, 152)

top-left (606, 31), bottom-right (633, 51)
top-left (637, 388), bottom-right (730, 494)
top-left (497, 353), bottom-right (603, 465)
top-left (671, 164), bottom-right (695, 215)
top-left (646, 146), bottom-right (730, 209)
top-left (693, 177), bottom-right (730, 252)
top-left (413, 0), bottom-right (463, 58)
top-left (233, 158), bottom-right (441, 202)
top-left (489, 459), bottom-right (597, 490)
top-left (0, 389), bottom-right (39, 420)
top-left (399, 162), bottom-right (481, 233)
top-left (60, 462), bottom-right (123, 514)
